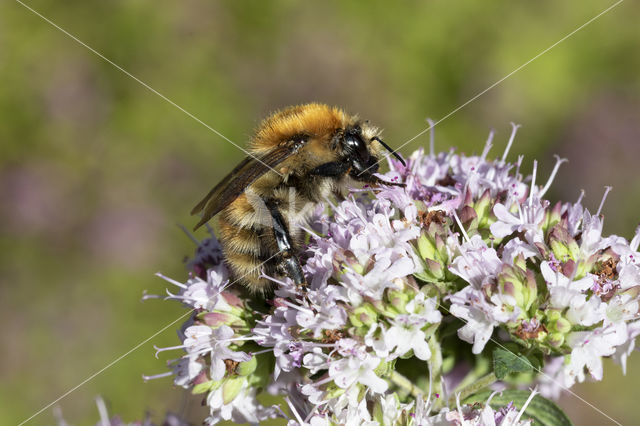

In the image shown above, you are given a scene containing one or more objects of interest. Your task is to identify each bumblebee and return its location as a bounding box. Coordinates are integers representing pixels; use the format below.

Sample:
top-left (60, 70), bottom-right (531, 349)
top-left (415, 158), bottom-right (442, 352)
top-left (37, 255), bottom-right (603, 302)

top-left (191, 103), bottom-right (405, 292)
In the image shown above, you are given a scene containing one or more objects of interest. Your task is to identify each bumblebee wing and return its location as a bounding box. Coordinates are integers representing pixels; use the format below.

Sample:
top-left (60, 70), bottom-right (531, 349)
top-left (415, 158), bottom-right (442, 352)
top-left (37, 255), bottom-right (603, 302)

top-left (190, 145), bottom-right (298, 230)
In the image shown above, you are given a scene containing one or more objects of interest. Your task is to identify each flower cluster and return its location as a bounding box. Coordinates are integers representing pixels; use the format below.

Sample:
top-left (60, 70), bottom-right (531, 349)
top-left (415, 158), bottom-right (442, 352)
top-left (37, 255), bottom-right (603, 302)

top-left (148, 126), bottom-right (640, 424)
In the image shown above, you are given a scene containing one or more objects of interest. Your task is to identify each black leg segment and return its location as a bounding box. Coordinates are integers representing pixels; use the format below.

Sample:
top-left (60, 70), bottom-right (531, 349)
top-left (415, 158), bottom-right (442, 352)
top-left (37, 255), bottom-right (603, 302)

top-left (309, 160), bottom-right (351, 178)
top-left (264, 199), bottom-right (306, 287)
top-left (351, 169), bottom-right (405, 187)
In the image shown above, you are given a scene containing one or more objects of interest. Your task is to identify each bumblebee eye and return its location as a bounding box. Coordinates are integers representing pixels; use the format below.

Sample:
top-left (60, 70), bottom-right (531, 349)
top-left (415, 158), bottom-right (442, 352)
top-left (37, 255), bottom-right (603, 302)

top-left (345, 134), bottom-right (370, 162)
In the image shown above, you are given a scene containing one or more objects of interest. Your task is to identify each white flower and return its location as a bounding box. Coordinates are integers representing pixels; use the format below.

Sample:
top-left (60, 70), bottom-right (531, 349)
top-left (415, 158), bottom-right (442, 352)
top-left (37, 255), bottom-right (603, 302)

top-left (364, 323), bottom-right (390, 358)
top-left (563, 322), bottom-right (628, 385)
top-left (449, 286), bottom-right (518, 354)
top-left (579, 211), bottom-right (604, 257)
top-left (328, 352), bottom-right (388, 393)
top-left (375, 394), bottom-right (412, 426)
top-left (386, 321), bottom-right (431, 360)
top-left (205, 380), bottom-right (277, 425)
top-left (385, 293), bottom-right (441, 360)
top-left (449, 235), bottom-right (502, 289)
top-left (182, 325), bottom-right (250, 381)
top-left (606, 287), bottom-right (640, 324)
top-left (490, 199), bottom-right (546, 244)
top-left (172, 355), bottom-right (203, 388)
top-left (612, 320), bottom-right (640, 374)
top-left (541, 262), bottom-right (603, 326)
top-left (331, 387), bottom-right (375, 425)
top-left (501, 238), bottom-right (538, 263)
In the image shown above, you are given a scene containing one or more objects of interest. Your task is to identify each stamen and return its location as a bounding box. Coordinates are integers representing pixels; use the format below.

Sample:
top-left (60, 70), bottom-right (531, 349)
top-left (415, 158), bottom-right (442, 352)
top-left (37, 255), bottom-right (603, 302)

top-left (538, 155), bottom-right (568, 198)
top-left (95, 397), bottom-right (110, 426)
top-left (529, 160), bottom-right (538, 208)
top-left (284, 397), bottom-right (305, 424)
top-left (455, 392), bottom-right (464, 420)
top-left (502, 122), bottom-right (521, 162)
top-left (281, 300), bottom-right (314, 315)
top-left (514, 388), bottom-right (539, 424)
top-left (305, 403), bottom-right (322, 423)
top-left (154, 344), bottom-right (186, 358)
top-left (596, 186), bottom-right (613, 216)
top-left (250, 348), bottom-right (274, 356)
top-left (142, 371), bottom-right (173, 382)
top-left (485, 390), bottom-right (500, 406)
top-left (426, 362), bottom-right (434, 406)
top-left (481, 130), bottom-right (494, 161)
top-left (426, 118), bottom-right (436, 157)
top-left (452, 210), bottom-right (471, 244)
top-left (178, 223), bottom-right (200, 245)
top-left (515, 155), bottom-right (524, 178)
top-left (300, 225), bottom-right (321, 239)
top-left (141, 290), bottom-right (163, 302)
top-left (155, 272), bottom-right (187, 289)
top-left (273, 404), bottom-right (291, 422)
top-left (575, 189), bottom-right (585, 205)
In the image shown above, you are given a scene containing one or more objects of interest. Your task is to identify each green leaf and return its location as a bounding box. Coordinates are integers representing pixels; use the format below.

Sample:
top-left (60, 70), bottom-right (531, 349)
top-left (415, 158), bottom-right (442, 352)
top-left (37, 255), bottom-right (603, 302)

top-left (493, 348), bottom-right (533, 379)
top-left (464, 390), bottom-right (572, 426)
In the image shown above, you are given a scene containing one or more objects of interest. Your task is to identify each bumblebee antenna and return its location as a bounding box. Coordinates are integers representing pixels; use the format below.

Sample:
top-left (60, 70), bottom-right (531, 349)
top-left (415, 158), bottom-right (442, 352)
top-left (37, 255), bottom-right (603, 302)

top-left (371, 136), bottom-right (406, 166)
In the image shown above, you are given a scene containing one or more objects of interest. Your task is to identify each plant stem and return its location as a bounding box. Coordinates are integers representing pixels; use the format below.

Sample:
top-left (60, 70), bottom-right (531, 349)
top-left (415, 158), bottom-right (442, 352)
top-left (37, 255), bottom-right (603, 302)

top-left (428, 336), bottom-right (443, 398)
top-left (389, 371), bottom-right (424, 398)
top-left (446, 372), bottom-right (497, 407)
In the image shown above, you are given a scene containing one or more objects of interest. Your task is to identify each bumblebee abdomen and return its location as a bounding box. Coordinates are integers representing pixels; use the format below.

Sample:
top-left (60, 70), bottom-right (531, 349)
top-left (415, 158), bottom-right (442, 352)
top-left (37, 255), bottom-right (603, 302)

top-left (218, 208), bottom-right (276, 292)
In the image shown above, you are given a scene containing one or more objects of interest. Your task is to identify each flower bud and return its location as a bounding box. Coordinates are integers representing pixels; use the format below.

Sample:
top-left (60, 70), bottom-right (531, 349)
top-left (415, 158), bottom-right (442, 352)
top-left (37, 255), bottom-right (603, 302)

top-left (498, 258), bottom-right (537, 313)
top-left (549, 225), bottom-right (579, 263)
top-left (474, 189), bottom-right (494, 229)
top-left (417, 233), bottom-right (437, 261)
top-left (546, 310), bottom-right (571, 334)
top-left (547, 332), bottom-right (565, 348)
top-left (386, 289), bottom-right (410, 312)
top-left (222, 377), bottom-right (245, 404)
top-left (192, 379), bottom-right (221, 395)
top-left (350, 303), bottom-right (378, 327)
top-left (201, 312), bottom-right (237, 327)
top-left (542, 202), bottom-right (563, 234)
top-left (236, 356), bottom-right (257, 376)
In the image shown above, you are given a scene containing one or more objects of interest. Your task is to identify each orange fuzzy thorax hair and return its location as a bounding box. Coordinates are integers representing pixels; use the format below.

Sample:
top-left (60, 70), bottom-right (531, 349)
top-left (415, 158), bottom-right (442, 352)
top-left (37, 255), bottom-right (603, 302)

top-left (250, 103), bottom-right (349, 154)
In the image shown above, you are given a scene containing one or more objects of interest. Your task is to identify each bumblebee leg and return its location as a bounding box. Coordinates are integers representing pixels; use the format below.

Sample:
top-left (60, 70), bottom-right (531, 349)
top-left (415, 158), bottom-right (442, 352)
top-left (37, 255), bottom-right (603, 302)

top-left (353, 170), bottom-right (405, 187)
top-left (309, 160), bottom-right (351, 177)
top-left (264, 199), bottom-right (306, 287)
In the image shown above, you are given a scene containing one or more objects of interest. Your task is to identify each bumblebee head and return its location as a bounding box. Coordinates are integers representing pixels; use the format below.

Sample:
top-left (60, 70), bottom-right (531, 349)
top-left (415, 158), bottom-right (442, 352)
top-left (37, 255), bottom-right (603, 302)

top-left (340, 124), bottom-right (405, 179)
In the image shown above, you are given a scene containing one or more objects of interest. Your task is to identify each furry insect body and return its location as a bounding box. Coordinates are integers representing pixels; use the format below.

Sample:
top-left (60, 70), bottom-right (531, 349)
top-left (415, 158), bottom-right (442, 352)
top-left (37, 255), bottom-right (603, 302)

top-left (191, 103), bottom-right (405, 292)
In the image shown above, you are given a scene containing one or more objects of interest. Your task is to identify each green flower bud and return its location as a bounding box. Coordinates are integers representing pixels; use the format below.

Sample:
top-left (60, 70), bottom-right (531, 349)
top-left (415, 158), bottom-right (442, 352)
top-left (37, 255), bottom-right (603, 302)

top-left (548, 332), bottom-right (565, 348)
top-left (350, 303), bottom-right (378, 327)
top-left (192, 379), bottom-right (222, 395)
top-left (554, 317), bottom-right (571, 334)
top-left (236, 356), bottom-right (257, 376)
top-left (546, 310), bottom-right (571, 334)
top-left (417, 233), bottom-right (437, 261)
top-left (324, 383), bottom-right (346, 401)
top-left (542, 202), bottom-right (563, 234)
top-left (222, 376), bottom-right (245, 404)
top-left (574, 253), bottom-right (598, 280)
top-left (350, 262), bottom-right (365, 275)
top-left (374, 360), bottom-right (393, 377)
top-left (497, 258), bottom-right (537, 313)
top-left (386, 289), bottom-right (410, 312)
top-left (474, 189), bottom-right (494, 229)
top-left (549, 225), bottom-right (579, 263)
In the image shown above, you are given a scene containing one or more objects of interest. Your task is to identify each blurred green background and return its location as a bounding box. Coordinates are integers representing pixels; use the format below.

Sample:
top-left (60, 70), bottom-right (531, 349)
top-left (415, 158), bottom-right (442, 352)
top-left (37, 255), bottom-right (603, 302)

top-left (1, 0), bottom-right (639, 424)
